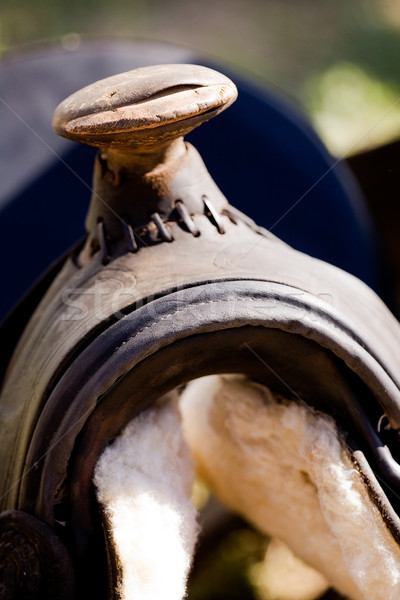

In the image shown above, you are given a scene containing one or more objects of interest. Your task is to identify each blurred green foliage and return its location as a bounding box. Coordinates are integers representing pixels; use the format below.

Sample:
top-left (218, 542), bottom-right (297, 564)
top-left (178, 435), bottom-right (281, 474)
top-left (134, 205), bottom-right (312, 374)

top-left (2, 0), bottom-right (400, 153)
top-left (0, 0), bottom-right (399, 92)
top-left (0, 2), bottom-right (399, 598)
top-left (188, 524), bottom-right (267, 600)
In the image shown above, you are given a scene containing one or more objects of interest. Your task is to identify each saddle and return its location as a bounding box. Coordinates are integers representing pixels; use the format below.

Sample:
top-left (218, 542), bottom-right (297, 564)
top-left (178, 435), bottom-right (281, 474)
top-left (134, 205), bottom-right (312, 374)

top-left (1, 62), bottom-right (400, 599)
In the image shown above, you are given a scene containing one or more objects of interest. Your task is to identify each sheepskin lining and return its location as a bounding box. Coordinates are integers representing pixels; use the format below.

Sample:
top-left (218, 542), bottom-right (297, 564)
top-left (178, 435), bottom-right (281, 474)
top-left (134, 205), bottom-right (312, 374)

top-left (94, 375), bottom-right (400, 600)
top-left (181, 375), bottom-right (400, 600)
top-left (94, 397), bottom-right (199, 600)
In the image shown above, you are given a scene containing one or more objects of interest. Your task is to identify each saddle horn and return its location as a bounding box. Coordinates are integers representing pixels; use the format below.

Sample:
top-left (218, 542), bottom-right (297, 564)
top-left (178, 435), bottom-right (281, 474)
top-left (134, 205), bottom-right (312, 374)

top-left (1, 63), bottom-right (400, 599)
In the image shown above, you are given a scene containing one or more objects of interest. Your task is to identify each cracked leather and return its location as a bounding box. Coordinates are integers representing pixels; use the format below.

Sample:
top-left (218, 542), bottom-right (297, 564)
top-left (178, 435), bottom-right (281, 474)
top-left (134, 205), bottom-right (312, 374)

top-left (1, 64), bottom-right (400, 599)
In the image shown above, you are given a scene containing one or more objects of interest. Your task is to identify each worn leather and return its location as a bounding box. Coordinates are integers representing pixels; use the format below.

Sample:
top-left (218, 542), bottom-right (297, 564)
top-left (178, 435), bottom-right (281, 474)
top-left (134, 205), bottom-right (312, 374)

top-left (1, 149), bottom-right (400, 598)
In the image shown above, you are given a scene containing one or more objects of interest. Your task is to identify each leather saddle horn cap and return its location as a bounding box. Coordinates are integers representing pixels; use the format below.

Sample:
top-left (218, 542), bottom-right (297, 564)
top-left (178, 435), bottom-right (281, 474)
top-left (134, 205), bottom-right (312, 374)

top-left (1, 63), bottom-right (400, 599)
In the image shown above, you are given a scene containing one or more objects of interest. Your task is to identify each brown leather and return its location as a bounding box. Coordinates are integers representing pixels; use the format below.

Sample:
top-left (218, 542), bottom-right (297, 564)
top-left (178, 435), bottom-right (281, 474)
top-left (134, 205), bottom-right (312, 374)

top-left (2, 64), bottom-right (400, 598)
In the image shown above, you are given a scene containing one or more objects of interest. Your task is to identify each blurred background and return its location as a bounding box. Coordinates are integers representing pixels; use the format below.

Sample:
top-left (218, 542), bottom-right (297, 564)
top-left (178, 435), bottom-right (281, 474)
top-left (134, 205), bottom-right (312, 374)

top-left (1, 2), bottom-right (400, 599)
top-left (3, 0), bottom-right (400, 307)
top-left (2, 0), bottom-right (400, 156)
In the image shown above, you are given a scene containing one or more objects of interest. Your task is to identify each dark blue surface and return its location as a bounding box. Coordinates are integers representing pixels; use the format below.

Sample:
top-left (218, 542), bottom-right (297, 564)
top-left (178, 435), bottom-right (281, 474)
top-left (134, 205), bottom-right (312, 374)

top-left (190, 71), bottom-right (377, 285)
top-left (0, 42), bottom-right (379, 321)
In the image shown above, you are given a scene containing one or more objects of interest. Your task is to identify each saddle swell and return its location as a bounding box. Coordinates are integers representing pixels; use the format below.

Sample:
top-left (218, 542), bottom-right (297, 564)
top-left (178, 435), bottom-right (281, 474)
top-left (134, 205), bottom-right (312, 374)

top-left (1, 63), bottom-right (400, 599)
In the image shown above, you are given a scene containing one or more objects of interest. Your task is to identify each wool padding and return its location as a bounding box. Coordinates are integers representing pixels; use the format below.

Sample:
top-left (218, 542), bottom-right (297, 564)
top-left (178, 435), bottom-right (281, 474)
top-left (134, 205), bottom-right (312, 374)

top-left (180, 375), bottom-right (400, 600)
top-left (94, 398), bottom-right (199, 600)
top-left (94, 374), bottom-right (400, 600)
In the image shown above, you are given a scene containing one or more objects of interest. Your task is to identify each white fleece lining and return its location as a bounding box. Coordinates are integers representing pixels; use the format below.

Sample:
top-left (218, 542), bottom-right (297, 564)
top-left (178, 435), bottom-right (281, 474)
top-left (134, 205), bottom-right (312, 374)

top-left (180, 375), bottom-right (400, 600)
top-left (94, 375), bottom-right (400, 600)
top-left (94, 398), bottom-right (199, 600)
